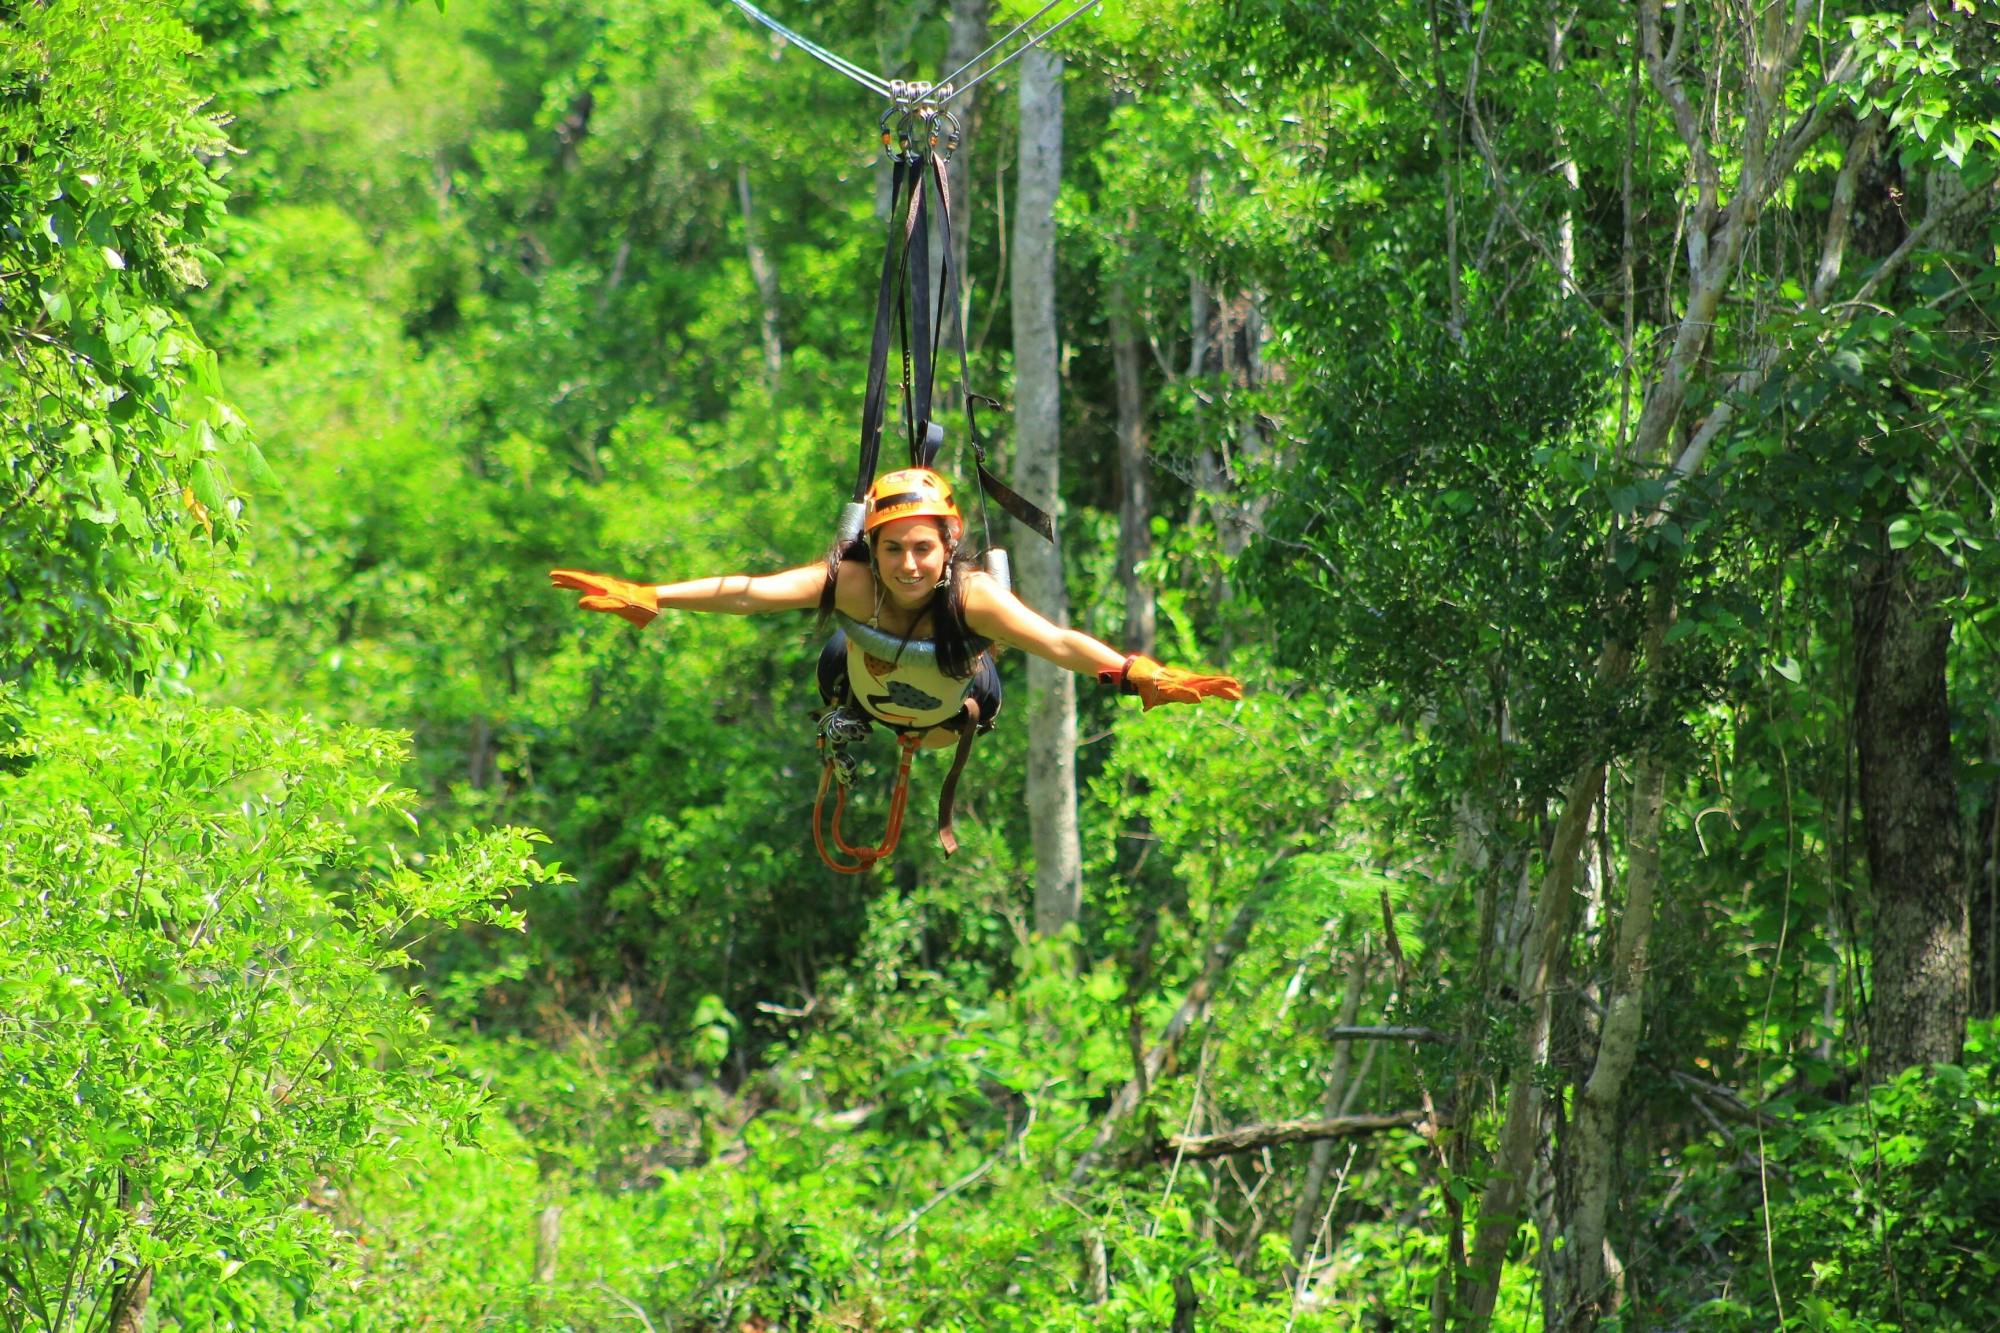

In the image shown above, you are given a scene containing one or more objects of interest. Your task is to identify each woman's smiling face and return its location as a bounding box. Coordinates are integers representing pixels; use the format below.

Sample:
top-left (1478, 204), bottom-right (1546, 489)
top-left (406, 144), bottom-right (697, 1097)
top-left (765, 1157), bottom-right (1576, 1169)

top-left (873, 516), bottom-right (952, 609)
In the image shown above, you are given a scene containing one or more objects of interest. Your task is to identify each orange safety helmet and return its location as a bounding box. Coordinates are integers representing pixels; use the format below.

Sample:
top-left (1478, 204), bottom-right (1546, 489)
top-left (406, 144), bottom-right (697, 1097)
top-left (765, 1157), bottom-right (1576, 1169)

top-left (863, 467), bottom-right (962, 541)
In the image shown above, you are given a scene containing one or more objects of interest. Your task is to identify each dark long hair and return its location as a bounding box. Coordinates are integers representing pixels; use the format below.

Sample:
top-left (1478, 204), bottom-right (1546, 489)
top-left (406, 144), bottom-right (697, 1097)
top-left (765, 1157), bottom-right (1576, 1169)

top-left (817, 520), bottom-right (983, 679)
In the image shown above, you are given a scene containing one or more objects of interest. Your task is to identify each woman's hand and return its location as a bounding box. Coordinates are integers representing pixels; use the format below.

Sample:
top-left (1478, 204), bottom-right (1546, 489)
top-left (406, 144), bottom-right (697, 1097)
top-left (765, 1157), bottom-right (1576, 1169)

top-left (1098, 655), bottom-right (1243, 710)
top-left (550, 570), bottom-right (659, 627)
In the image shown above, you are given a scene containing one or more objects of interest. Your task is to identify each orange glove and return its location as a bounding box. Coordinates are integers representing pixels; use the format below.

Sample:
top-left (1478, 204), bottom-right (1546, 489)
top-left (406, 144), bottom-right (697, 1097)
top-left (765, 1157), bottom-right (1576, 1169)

top-left (1097, 655), bottom-right (1243, 710)
top-left (549, 569), bottom-right (659, 628)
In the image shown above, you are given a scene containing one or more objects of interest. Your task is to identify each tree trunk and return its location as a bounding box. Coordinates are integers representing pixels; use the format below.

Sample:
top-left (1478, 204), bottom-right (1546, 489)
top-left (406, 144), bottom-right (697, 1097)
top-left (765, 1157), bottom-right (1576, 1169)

top-left (1550, 14), bottom-right (1579, 290)
top-left (1289, 941), bottom-right (1370, 1272)
top-left (1187, 272), bottom-right (1211, 379)
top-left (737, 165), bottom-right (782, 393)
top-left (1171, 1272), bottom-right (1198, 1332)
top-left (107, 1266), bottom-right (153, 1333)
top-left (1548, 746), bottom-right (1668, 1330)
top-left (1972, 765), bottom-right (1997, 1020)
top-left (1223, 294), bottom-right (1271, 563)
top-left (1110, 272), bottom-right (1154, 657)
top-left (535, 1202), bottom-right (562, 1283)
top-left (941, 0), bottom-right (988, 353)
top-left (103, 1169), bottom-right (153, 1333)
top-left (1854, 546), bottom-right (1968, 1078)
top-left (1011, 46), bottom-right (1081, 938)
top-left (1463, 759), bottom-right (1607, 1325)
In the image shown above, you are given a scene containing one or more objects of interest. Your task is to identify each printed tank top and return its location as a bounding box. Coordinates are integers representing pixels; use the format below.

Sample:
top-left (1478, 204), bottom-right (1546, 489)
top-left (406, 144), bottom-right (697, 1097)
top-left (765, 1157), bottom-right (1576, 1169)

top-left (836, 612), bottom-right (993, 730)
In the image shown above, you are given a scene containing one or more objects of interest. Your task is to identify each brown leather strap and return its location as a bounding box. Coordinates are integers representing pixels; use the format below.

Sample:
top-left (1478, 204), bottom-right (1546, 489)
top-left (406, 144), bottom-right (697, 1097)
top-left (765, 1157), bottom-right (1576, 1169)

top-left (936, 697), bottom-right (981, 856)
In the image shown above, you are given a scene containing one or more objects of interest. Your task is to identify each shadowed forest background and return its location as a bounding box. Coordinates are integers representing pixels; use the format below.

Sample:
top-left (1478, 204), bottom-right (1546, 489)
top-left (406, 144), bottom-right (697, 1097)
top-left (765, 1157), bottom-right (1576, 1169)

top-left (4, 0), bottom-right (2000, 1328)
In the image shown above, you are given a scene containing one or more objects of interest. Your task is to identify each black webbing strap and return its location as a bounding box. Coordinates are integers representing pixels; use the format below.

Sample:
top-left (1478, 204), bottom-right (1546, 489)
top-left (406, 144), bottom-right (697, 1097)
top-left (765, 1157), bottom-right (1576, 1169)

top-left (906, 175), bottom-right (934, 465)
top-left (922, 150), bottom-right (953, 471)
top-left (851, 156), bottom-right (911, 505)
top-left (930, 153), bottom-right (1054, 544)
top-left (826, 157), bottom-right (918, 623)
top-left (845, 144), bottom-right (1052, 562)
top-left (937, 696), bottom-right (981, 856)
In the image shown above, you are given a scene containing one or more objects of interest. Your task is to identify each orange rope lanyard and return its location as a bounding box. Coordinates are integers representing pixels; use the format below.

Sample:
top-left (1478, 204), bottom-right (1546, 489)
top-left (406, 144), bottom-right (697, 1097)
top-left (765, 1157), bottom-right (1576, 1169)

top-left (813, 730), bottom-right (924, 874)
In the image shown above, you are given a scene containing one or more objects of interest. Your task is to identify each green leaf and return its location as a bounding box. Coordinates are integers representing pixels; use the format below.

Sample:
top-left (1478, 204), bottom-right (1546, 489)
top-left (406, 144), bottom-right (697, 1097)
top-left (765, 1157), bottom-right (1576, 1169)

top-left (239, 437), bottom-right (279, 489)
top-left (117, 494), bottom-right (150, 539)
top-left (192, 459), bottom-right (230, 516)
top-left (1888, 517), bottom-right (1920, 549)
top-left (42, 203), bottom-right (78, 246)
top-left (1773, 656), bottom-right (1803, 684)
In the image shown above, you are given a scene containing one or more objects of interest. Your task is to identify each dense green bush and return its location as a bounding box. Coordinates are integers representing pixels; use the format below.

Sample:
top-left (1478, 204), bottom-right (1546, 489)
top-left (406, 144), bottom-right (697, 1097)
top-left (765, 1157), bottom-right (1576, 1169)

top-left (0, 1), bottom-right (254, 687)
top-left (1680, 1024), bottom-right (2000, 1333)
top-left (0, 691), bottom-right (555, 1330)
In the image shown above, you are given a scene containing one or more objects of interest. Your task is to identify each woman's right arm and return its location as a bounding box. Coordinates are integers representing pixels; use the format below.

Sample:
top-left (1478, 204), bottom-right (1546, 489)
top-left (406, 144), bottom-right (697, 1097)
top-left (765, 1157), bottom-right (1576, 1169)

top-left (550, 562), bottom-right (836, 626)
top-left (653, 563), bottom-right (831, 614)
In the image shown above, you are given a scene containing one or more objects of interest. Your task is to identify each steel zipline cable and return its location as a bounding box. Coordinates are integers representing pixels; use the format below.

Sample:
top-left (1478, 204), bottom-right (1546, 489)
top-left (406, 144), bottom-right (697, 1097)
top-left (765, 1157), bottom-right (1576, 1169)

top-left (722, 0), bottom-right (1102, 114)
top-left (934, 0), bottom-right (1072, 94)
top-left (723, 0), bottom-right (895, 97)
top-left (937, 0), bottom-right (1101, 104)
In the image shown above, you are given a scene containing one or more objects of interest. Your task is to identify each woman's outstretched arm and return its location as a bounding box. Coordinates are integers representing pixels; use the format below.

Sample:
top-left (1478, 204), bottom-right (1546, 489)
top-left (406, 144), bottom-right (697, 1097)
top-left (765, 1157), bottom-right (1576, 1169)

top-left (962, 571), bottom-right (1128, 676)
top-left (962, 573), bottom-right (1241, 708)
top-left (550, 563), bottom-right (832, 626)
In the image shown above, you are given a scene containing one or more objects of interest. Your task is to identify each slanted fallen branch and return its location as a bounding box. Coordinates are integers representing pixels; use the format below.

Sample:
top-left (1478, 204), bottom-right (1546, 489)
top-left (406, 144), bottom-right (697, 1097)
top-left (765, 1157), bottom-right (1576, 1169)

top-left (1669, 1070), bottom-right (1779, 1129)
top-left (1327, 1024), bottom-right (1455, 1044)
top-left (1156, 1110), bottom-right (1439, 1161)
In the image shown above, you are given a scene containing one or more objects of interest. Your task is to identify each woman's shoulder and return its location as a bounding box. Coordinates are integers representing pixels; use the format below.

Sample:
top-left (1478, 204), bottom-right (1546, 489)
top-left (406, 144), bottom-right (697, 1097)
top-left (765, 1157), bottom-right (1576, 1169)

top-left (831, 555), bottom-right (878, 620)
top-left (959, 566), bottom-right (1024, 607)
top-left (957, 567), bottom-right (1023, 636)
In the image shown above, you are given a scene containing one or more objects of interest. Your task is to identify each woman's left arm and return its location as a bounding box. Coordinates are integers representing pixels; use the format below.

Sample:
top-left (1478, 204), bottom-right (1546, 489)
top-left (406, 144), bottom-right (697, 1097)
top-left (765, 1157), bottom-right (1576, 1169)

top-left (963, 573), bottom-right (1129, 676)
top-left (963, 573), bottom-right (1242, 709)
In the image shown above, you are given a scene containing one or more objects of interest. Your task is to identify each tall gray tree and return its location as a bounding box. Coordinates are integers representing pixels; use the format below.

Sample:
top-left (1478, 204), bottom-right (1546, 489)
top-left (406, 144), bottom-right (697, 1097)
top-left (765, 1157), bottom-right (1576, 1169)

top-left (1110, 275), bottom-right (1155, 657)
top-left (941, 0), bottom-right (988, 352)
top-left (1011, 46), bottom-right (1081, 936)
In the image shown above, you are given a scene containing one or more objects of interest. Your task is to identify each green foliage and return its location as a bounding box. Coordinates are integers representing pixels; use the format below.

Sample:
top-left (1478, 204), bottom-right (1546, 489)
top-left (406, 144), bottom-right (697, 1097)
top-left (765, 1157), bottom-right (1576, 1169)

top-left (0, 0), bottom-right (251, 685)
top-left (183, 0), bottom-right (385, 110)
top-left (1241, 286), bottom-right (1626, 793)
top-left (1840, 9), bottom-right (2000, 174)
top-left (0, 690), bottom-right (554, 1329)
top-left (7, 0), bottom-right (1982, 1330)
top-left (1678, 1029), bottom-right (2000, 1332)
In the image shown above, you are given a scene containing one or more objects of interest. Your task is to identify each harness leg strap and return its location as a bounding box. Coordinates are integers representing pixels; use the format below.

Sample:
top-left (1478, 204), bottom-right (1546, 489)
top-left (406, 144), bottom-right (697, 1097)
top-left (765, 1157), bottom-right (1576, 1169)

top-left (936, 697), bottom-right (981, 857)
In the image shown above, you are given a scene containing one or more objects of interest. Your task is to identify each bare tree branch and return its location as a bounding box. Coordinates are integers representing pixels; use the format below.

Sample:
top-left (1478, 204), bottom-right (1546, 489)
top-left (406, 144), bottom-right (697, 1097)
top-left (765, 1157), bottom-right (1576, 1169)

top-left (1669, 166), bottom-right (1995, 484)
top-left (1670, 1069), bottom-right (1780, 1128)
top-left (1326, 1024), bottom-right (1456, 1044)
top-left (1639, 0), bottom-right (1714, 209)
top-left (1158, 1111), bottom-right (1436, 1162)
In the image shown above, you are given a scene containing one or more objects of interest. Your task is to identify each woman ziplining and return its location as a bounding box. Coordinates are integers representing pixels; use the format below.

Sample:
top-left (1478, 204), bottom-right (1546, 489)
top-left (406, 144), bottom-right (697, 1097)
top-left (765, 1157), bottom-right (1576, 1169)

top-left (550, 468), bottom-right (1239, 873)
top-left (552, 0), bottom-right (1236, 871)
